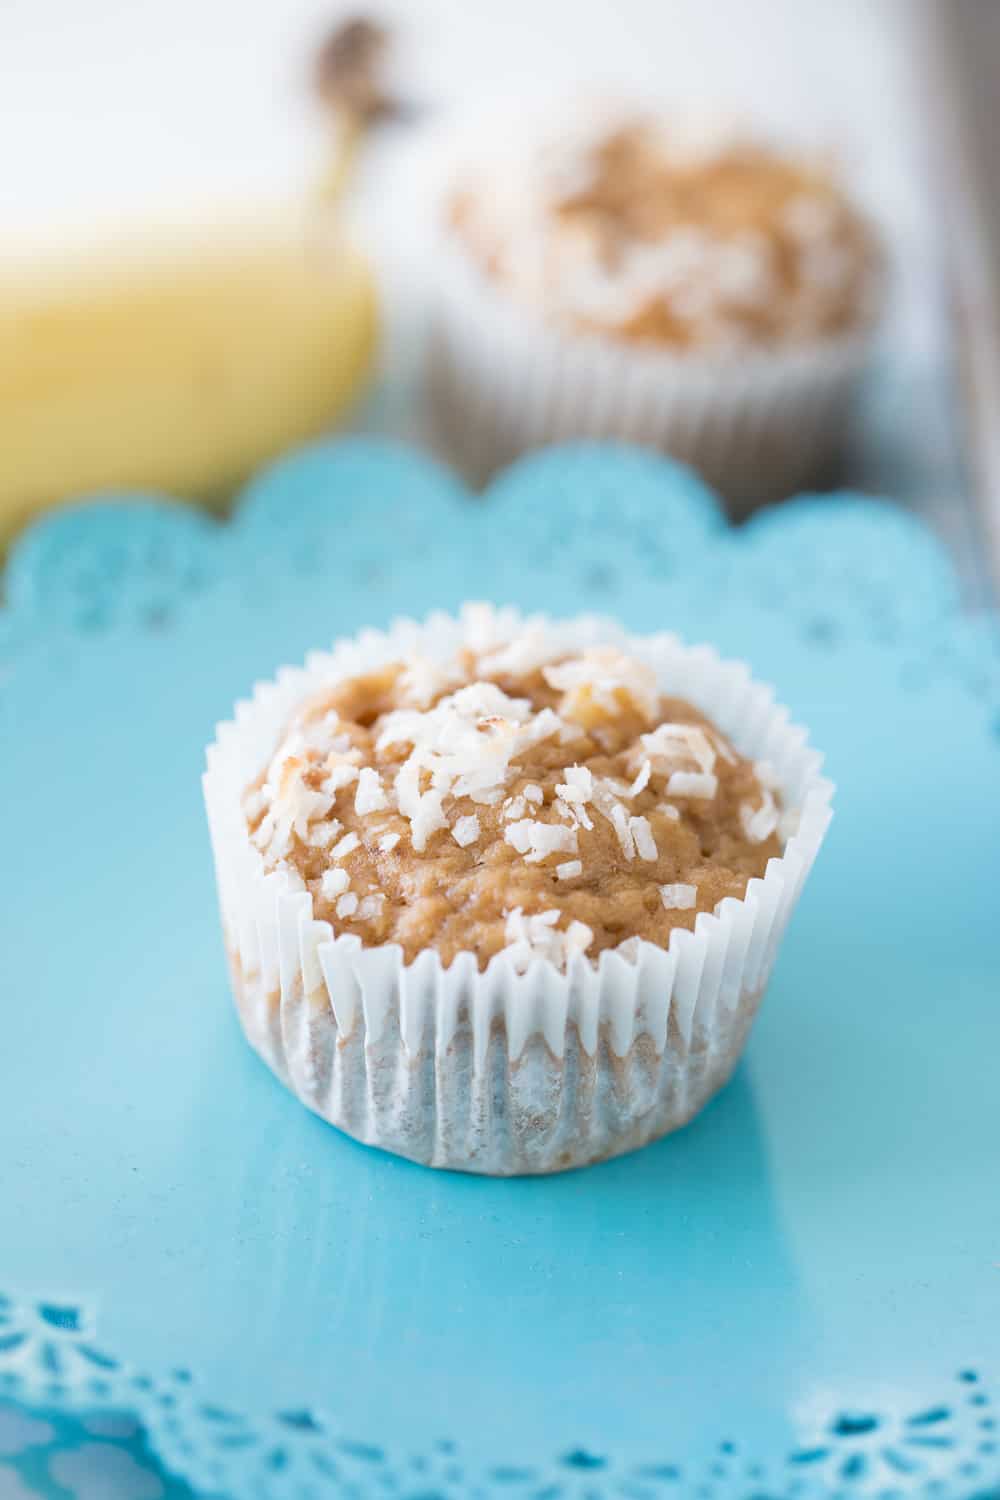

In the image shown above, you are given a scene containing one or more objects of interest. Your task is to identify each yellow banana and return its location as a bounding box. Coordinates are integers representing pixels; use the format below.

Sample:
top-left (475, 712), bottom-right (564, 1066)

top-left (0, 225), bottom-right (377, 551)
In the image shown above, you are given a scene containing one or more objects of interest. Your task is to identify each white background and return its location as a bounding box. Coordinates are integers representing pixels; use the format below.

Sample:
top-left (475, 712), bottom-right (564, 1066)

top-left (1, 0), bottom-right (933, 283)
top-left (1, 0), bottom-right (987, 593)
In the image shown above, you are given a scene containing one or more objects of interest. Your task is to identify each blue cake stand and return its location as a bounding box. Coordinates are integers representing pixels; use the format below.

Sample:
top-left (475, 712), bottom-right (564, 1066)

top-left (1, 441), bottom-right (998, 1500)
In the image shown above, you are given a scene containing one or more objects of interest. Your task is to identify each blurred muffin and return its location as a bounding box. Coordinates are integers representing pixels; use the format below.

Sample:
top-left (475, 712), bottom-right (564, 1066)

top-left (427, 107), bottom-right (881, 509)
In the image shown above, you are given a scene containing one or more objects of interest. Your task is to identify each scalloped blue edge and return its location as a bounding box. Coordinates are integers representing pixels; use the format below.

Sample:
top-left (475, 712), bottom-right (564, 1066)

top-left (0, 438), bottom-right (966, 638)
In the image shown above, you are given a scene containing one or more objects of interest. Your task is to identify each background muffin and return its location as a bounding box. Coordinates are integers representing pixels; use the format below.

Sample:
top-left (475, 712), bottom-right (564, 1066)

top-left (427, 106), bottom-right (882, 510)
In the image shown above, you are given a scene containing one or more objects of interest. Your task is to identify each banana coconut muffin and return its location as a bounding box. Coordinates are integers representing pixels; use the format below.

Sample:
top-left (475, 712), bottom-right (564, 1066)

top-left (204, 605), bottom-right (833, 1173)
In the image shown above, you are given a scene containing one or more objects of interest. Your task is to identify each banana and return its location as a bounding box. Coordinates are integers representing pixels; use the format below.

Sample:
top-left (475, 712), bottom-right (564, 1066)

top-left (0, 226), bottom-right (378, 550)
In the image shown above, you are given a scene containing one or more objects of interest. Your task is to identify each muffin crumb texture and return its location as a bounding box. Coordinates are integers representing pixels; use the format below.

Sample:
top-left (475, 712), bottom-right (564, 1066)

top-left (450, 111), bottom-right (878, 349)
top-left (245, 614), bottom-right (788, 969)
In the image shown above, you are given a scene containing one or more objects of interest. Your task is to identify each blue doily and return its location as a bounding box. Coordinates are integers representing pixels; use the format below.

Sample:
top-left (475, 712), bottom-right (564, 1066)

top-left (0, 1394), bottom-right (194, 1499)
top-left (1, 440), bottom-right (998, 1500)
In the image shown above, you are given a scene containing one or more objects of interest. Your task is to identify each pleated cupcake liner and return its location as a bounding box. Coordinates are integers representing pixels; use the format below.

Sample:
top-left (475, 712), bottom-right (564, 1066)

top-left (425, 238), bottom-right (874, 513)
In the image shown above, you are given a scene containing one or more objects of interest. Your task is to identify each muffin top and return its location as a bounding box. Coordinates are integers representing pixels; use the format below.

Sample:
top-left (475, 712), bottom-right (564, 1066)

top-left (449, 110), bottom-right (879, 351)
top-left (245, 616), bottom-right (787, 970)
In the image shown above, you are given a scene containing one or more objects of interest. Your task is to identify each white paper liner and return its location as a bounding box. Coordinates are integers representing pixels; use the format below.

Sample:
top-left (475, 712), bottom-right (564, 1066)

top-left (425, 235), bottom-right (874, 512)
top-left (204, 607), bottom-right (833, 1174)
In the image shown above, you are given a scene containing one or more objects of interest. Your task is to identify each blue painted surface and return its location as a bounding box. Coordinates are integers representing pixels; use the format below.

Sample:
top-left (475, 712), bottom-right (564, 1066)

top-left (0, 440), bottom-right (998, 1498)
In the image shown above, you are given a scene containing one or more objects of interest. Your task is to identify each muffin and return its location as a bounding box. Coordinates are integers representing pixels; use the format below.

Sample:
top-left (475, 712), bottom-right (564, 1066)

top-left (204, 606), bottom-right (833, 1173)
top-left (426, 107), bottom-right (881, 509)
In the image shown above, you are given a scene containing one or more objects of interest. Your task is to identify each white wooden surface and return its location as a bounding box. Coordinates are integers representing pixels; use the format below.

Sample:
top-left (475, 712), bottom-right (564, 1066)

top-left (1, 0), bottom-right (992, 601)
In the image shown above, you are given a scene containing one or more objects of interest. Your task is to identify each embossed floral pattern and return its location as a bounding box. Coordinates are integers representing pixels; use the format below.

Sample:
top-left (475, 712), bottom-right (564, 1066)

top-left (0, 1294), bottom-right (997, 1499)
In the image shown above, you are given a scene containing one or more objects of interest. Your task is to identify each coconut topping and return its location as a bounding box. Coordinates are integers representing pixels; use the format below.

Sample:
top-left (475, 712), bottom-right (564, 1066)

top-left (556, 764), bottom-right (593, 804)
top-left (354, 767), bottom-right (388, 816)
top-left (450, 110), bottom-right (879, 350)
top-left (504, 908), bottom-right (594, 970)
top-left (660, 883), bottom-right (697, 910)
top-left (321, 867), bottom-right (350, 901)
top-left (543, 647), bottom-right (660, 723)
top-left (630, 815), bottom-right (658, 862)
top-left (504, 819), bottom-right (578, 864)
top-left (243, 613), bottom-right (784, 969)
top-left (741, 787), bottom-right (779, 843)
top-left (629, 759), bottom-right (652, 796)
top-left (452, 814), bottom-right (481, 847)
top-left (377, 682), bottom-right (564, 850)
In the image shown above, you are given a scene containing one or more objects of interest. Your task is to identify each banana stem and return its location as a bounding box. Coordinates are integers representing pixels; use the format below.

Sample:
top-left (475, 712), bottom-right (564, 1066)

top-left (313, 110), bottom-right (367, 212)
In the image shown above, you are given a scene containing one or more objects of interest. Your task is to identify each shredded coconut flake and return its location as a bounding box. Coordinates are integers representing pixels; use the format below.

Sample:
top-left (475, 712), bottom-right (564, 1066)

top-left (629, 815), bottom-right (658, 861)
top-left (335, 892), bottom-right (359, 919)
top-left (566, 919), bottom-right (594, 955)
top-left (397, 656), bottom-right (462, 709)
top-left (306, 818), bottom-right (343, 849)
top-left (503, 907), bottom-right (593, 968)
top-left (251, 812), bottom-right (276, 851)
top-left (354, 766), bottom-right (389, 816)
top-left (642, 722), bottom-right (716, 769)
top-left (242, 789), bottom-right (267, 822)
top-left (556, 859), bottom-right (583, 880)
top-left (667, 770), bottom-right (719, 799)
top-left (629, 759), bottom-right (652, 796)
top-left (504, 820), bottom-right (532, 855)
top-left (557, 794), bottom-right (593, 830)
top-left (610, 802), bottom-right (635, 860)
top-left (357, 893), bottom-right (385, 920)
top-left (321, 867), bottom-right (350, 900)
top-left (556, 765), bottom-right (593, 803)
top-left (289, 783), bottom-right (334, 839)
top-left (394, 758), bottom-right (446, 853)
top-left (378, 831), bottom-right (401, 853)
top-left (505, 818), bottom-right (578, 864)
top-left (523, 782), bottom-right (543, 805)
top-left (589, 777), bottom-right (641, 858)
top-left (331, 831), bottom-right (360, 859)
top-left (741, 788), bottom-right (779, 843)
top-left (452, 814), bottom-right (481, 847)
top-left (323, 762), bottom-right (361, 799)
top-left (478, 625), bottom-right (560, 677)
top-left (661, 883), bottom-right (697, 910)
top-left (252, 757), bottom-right (339, 856)
top-left (544, 647), bottom-right (659, 720)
